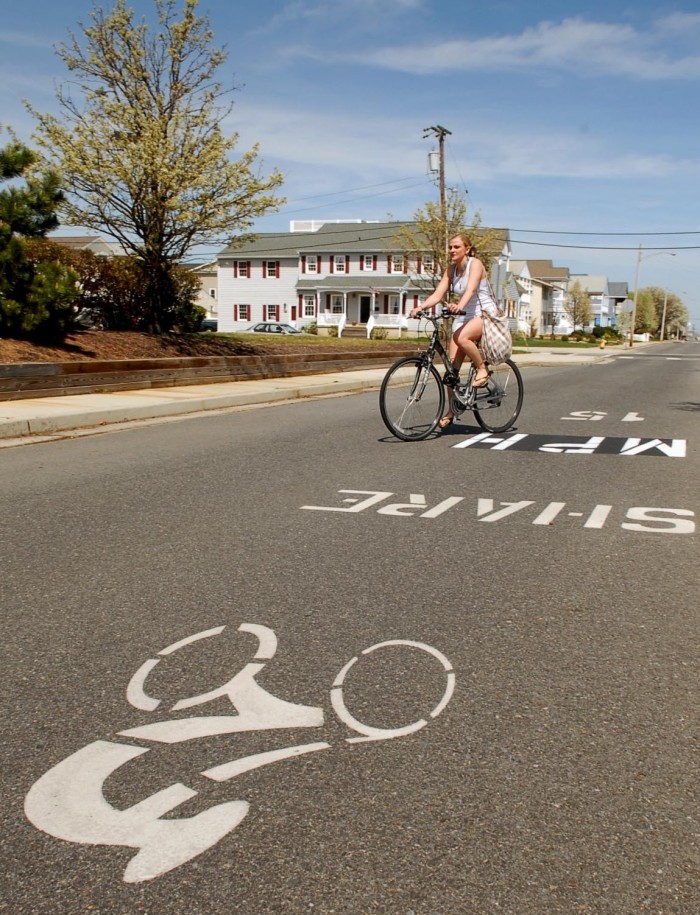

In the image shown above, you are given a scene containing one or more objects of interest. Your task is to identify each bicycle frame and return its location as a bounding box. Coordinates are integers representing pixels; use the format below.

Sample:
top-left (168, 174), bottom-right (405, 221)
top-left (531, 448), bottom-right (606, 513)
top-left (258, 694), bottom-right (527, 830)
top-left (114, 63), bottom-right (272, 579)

top-left (379, 309), bottom-right (523, 440)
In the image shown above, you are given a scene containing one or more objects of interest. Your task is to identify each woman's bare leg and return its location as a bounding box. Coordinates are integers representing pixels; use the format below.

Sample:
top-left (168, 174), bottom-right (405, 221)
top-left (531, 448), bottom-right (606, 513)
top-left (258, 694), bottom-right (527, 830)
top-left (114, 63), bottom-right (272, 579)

top-left (454, 318), bottom-right (488, 385)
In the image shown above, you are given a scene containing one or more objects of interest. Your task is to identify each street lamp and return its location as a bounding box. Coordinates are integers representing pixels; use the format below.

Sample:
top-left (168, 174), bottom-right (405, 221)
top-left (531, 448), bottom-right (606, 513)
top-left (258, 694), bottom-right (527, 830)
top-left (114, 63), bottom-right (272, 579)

top-left (629, 246), bottom-right (676, 347)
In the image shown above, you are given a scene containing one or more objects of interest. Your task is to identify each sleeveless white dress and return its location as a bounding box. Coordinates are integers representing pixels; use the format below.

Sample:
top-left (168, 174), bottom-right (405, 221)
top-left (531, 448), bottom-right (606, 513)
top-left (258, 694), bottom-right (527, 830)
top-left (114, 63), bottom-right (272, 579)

top-left (451, 257), bottom-right (497, 328)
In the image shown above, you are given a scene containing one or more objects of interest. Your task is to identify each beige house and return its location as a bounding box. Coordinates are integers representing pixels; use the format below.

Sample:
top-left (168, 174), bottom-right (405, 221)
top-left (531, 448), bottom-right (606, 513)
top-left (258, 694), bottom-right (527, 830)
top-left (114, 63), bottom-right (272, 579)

top-left (49, 234), bottom-right (123, 256)
top-left (189, 261), bottom-right (218, 318)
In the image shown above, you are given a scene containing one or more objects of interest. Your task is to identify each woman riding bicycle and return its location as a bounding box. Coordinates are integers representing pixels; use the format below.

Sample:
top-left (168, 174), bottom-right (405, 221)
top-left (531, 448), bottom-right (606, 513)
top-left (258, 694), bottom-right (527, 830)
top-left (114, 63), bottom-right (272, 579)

top-left (409, 233), bottom-right (496, 429)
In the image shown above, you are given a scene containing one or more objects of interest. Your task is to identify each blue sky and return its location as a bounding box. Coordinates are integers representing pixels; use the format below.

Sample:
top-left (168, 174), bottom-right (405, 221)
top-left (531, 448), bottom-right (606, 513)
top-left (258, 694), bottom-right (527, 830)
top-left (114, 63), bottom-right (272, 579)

top-left (2, 0), bottom-right (699, 327)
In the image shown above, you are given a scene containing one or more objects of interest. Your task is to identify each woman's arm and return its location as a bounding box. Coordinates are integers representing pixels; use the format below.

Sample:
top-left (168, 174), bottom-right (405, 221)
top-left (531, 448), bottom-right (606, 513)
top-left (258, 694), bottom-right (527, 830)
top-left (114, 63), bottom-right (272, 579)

top-left (409, 270), bottom-right (451, 316)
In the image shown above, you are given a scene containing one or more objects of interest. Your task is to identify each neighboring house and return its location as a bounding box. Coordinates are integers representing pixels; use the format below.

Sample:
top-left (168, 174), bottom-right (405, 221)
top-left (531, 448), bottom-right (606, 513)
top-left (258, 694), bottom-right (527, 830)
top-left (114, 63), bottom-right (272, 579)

top-left (607, 282), bottom-right (629, 326)
top-left (49, 234), bottom-right (124, 256)
top-left (522, 260), bottom-right (571, 335)
top-left (189, 260), bottom-right (218, 318)
top-left (569, 275), bottom-right (614, 328)
top-left (507, 260), bottom-right (558, 335)
top-left (216, 221), bottom-right (511, 337)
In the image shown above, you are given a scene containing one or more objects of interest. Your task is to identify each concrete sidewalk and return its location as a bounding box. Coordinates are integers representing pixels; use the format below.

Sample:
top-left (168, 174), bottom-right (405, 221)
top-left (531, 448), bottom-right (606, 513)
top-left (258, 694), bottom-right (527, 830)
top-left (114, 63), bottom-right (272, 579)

top-left (0, 346), bottom-right (616, 443)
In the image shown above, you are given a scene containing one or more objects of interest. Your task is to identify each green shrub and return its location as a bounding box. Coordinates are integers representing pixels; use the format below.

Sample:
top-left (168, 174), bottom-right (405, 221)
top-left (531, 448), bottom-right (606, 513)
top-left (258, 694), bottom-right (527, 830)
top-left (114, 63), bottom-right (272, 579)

top-left (591, 326), bottom-right (605, 338)
top-left (304, 322), bottom-right (318, 335)
top-left (328, 325), bottom-right (338, 337)
top-left (370, 327), bottom-right (388, 340)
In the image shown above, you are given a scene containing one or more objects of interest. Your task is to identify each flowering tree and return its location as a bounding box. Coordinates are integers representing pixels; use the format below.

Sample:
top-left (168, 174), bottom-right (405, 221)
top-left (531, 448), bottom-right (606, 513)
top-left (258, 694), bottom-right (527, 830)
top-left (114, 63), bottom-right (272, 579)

top-left (29, 0), bottom-right (284, 331)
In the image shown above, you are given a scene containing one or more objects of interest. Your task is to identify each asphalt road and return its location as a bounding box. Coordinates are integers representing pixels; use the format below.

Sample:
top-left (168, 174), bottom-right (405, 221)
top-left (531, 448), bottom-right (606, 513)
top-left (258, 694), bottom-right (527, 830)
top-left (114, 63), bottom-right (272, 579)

top-left (1, 341), bottom-right (698, 914)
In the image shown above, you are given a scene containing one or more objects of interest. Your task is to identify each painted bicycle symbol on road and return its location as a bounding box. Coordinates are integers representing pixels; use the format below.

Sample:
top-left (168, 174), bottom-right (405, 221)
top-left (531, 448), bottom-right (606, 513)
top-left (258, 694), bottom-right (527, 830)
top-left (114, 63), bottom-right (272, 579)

top-left (25, 623), bottom-right (455, 883)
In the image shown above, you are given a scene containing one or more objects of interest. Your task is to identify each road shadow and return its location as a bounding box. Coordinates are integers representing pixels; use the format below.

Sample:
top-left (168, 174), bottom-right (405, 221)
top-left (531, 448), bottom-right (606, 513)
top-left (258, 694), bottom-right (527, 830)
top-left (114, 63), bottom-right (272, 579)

top-left (672, 402), bottom-right (700, 412)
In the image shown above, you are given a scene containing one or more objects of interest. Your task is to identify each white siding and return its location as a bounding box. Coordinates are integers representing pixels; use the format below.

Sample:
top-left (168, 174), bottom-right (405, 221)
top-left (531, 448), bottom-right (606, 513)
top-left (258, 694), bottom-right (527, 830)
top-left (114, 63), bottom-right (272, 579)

top-left (218, 258), bottom-right (298, 331)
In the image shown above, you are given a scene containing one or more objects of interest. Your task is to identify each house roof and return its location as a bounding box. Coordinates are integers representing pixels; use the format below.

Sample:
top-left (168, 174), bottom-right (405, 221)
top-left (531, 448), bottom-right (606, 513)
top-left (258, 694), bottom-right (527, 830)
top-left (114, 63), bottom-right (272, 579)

top-left (297, 276), bottom-right (412, 292)
top-left (570, 275), bottom-right (609, 293)
top-left (608, 282), bottom-right (629, 298)
top-left (219, 221), bottom-right (511, 259)
top-left (520, 259), bottom-right (570, 281)
top-left (49, 235), bottom-right (122, 255)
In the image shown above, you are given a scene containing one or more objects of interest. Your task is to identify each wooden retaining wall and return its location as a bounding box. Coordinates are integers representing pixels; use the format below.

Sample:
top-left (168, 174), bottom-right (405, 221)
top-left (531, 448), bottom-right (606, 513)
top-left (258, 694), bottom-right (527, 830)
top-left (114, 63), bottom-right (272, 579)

top-left (0, 348), bottom-right (413, 401)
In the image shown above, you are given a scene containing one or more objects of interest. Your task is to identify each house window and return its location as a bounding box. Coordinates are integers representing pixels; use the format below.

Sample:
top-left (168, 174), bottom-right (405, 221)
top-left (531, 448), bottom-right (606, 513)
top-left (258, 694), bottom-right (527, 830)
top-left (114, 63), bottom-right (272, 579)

top-left (209, 289), bottom-right (216, 299)
top-left (306, 255), bottom-right (318, 274)
top-left (389, 255), bottom-right (404, 274)
top-left (362, 254), bottom-right (374, 271)
top-left (422, 256), bottom-right (434, 274)
top-left (237, 261), bottom-right (249, 278)
top-left (303, 295), bottom-right (315, 317)
top-left (265, 304), bottom-right (278, 320)
top-left (388, 295), bottom-right (400, 315)
top-left (238, 304), bottom-right (250, 321)
top-left (331, 294), bottom-right (343, 314)
top-left (334, 255), bottom-right (346, 274)
top-left (264, 261), bottom-right (279, 278)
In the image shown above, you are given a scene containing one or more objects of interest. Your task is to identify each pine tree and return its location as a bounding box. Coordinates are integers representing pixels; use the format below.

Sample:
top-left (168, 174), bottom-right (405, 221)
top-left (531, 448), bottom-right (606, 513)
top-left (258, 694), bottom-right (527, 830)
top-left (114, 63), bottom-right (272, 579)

top-left (0, 139), bottom-right (78, 340)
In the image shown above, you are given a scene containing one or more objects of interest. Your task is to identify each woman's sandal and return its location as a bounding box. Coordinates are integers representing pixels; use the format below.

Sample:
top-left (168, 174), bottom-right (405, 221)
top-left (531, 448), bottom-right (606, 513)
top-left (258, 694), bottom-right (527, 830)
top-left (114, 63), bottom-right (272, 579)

top-left (471, 367), bottom-right (489, 388)
top-left (438, 414), bottom-right (454, 429)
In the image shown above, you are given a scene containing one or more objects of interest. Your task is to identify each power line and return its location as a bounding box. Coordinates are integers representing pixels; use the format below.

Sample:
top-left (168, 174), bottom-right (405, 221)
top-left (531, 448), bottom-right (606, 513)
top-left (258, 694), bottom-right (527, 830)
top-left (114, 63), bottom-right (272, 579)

top-left (510, 228), bottom-right (700, 237)
top-left (282, 176), bottom-right (427, 206)
top-left (511, 239), bottom-right (700, 251)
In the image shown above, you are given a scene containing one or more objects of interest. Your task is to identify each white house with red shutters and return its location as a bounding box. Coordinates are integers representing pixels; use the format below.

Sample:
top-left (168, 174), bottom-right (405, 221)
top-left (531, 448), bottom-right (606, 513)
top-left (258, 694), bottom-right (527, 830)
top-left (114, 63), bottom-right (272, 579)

top-left (216, 220), bottom-right (512, 336)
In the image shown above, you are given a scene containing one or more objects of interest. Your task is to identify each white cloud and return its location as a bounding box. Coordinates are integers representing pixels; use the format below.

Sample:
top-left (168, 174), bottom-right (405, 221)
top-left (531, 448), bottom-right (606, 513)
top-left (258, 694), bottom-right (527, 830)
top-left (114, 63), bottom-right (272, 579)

top-left (226, 100), bottom-right (698, 189)
top-left (0, 29), bottom-right (56, 49)
top-left (327, 15), bottom-right (700, 80)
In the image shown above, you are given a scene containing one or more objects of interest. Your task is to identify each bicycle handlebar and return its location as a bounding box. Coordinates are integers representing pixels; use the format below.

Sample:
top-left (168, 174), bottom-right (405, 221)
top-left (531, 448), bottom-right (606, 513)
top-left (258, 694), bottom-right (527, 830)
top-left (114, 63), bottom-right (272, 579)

top-left (414, 306), bottom-right (452, 320)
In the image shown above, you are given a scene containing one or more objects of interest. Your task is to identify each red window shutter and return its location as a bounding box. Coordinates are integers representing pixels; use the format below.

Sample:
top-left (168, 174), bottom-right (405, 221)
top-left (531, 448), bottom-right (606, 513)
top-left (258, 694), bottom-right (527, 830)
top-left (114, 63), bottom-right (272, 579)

top-left (387, 256), bottom-right (392, 272)
top-left (345, 255), bottom-right (350, 273)
top-left (360, 256), bottom-right (364, 272)
top-left (301, 256), bottom-right (306, 274)
top-left (384, 295), bottom-right (388, 310)
top-left (275, 262), bottom-right (280, 279)
top-left (417, 257), bottom-right (422, 273)
top-left (246, 262), bottom-right (251, 277)
top-left (275, 305), bottom-right (280, 321)
top-left (329, 257), bottom-right (334, 274)
top-left (373, 255), bottom-right (377, 271)
top-left (233, 262), bottom-right (238, 279)
top-left (262, 262), bottom-right (267, 279)
top-left (317, 255), bottom-right (322, 273)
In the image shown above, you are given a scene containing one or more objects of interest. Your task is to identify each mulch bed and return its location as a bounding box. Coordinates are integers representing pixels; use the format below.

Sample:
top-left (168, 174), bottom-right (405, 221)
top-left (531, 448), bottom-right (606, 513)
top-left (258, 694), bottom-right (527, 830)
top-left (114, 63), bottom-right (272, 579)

top-left (0, 330), bottom-right (415, 364)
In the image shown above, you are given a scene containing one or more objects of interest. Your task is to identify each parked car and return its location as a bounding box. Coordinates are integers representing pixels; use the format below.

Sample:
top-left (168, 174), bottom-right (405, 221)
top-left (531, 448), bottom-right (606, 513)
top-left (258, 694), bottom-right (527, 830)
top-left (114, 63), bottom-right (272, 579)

top-left (247, 322), bottom-right (309, 335)
top-left (198, 318), bottom-right (218, 332)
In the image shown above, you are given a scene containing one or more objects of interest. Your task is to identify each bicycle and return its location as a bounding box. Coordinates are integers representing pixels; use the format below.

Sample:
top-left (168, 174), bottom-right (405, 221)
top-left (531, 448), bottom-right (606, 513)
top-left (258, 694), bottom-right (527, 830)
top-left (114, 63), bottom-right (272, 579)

top-left (379, 308), bottom-right (524, 441)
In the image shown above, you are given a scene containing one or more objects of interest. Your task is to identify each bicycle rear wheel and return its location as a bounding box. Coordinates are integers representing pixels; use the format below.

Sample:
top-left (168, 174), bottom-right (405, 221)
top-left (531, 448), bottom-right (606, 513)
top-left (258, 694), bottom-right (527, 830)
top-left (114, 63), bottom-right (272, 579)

top-left (472, 358), bottom-right (523, 433)
top-left (379, 356), bottom-right (445, 441)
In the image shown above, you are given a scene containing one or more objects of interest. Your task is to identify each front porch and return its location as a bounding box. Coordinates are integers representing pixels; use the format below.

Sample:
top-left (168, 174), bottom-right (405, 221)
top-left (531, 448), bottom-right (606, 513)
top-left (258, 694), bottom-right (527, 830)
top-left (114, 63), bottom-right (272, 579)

top-left (298, 277), bottom-right (411, 338)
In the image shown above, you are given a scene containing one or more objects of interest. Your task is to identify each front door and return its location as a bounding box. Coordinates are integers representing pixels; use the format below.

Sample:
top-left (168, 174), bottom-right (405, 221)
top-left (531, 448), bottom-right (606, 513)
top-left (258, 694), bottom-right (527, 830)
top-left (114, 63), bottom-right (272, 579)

top-left (360, 296), bottom-right (371, 323)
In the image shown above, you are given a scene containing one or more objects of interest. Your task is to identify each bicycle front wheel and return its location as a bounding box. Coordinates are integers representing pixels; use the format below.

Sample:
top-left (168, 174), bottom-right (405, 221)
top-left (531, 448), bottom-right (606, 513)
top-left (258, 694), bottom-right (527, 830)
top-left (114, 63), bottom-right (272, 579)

top-left (473, 358), bottom-right (524, 433)
top-left (379, 356), bottom-right (445, 441)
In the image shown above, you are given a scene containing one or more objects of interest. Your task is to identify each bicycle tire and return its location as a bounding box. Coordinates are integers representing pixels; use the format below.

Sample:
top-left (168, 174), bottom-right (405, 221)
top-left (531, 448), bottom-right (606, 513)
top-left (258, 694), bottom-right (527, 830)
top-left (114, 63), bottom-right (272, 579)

top-left (472, 358), bottom-right (523, 433)
top-left (379, 356), bottom-right (445, 441)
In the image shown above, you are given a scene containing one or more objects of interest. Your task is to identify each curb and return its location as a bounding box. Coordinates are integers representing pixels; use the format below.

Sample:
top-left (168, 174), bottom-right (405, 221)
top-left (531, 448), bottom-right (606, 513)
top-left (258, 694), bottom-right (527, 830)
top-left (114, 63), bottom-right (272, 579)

top-left (0, 347), bottom-right (622, 443)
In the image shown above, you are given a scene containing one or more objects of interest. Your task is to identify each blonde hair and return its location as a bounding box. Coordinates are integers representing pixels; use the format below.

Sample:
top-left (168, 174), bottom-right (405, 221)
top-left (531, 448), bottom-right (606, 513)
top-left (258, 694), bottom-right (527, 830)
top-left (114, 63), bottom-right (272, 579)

top-left (450, 233), bottom-right (474, 253)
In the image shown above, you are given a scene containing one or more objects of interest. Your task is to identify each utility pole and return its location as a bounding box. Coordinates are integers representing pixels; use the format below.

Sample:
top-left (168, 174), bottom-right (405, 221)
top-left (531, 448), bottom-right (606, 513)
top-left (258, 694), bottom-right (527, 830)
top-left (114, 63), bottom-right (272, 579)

top-left (660, 289), bottom-right (668, 341)
top-left (423, 124), bottom-right (452, 260)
